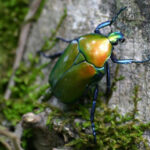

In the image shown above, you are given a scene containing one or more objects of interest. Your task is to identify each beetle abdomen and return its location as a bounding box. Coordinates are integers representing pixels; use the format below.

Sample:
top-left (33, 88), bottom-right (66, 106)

top-left (52, 61), bottom-right (97, 103)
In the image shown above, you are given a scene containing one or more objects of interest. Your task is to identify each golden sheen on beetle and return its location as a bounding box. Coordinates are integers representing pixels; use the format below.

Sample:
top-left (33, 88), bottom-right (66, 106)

top-left (79, 34), bottom-right (112, 67)
top-left (39, 7), bottom-right (150, 143)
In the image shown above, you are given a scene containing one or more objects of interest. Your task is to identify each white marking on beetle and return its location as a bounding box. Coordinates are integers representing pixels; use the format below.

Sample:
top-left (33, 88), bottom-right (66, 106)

top-left (79, 37), bottom-right (85, 41)
top-left (64, 55), bottom-right (69, 62)
top-left (72, 40), bottom-right (77, 44)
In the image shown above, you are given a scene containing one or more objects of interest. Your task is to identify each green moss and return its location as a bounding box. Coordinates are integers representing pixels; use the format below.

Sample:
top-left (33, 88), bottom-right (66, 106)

top-left (21, 129), bottom-right (34, 149)
top-left (41, 8), bottom-right (67, 51)
top-left (0, 6), bottom-right (67, 126)
top-left (0, 0), bottom-right (29, 79)
top-left (0, 143), bottom-right (7, 150)
top-left (47, 85), bottom-right (150, 150)
top-left (0, 0), bottom-right (29, 51)
top-left (27, 0), bottom-right (46, 23)
top-left (62, 101), bottom-right (150, 150)
top-left (131, 85), bottom-right (141, 120)
top-left (1, 55), bottom-right (49, 125)
top-left (0, 0), bottom-right (47, 93)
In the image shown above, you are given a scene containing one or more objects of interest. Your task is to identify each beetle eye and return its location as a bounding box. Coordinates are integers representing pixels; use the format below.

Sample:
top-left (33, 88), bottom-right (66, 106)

top-left (120, 38), bottom-right (125, 43)
top-left (108, 31), bottom-right (124, 44)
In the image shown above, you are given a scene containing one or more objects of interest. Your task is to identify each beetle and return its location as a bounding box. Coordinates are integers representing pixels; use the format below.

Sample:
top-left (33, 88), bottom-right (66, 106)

top-left (39, 7), bottom-right (150, 143)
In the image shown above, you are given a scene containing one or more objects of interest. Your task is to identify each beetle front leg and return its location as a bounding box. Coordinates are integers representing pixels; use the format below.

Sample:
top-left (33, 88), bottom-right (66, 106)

top-left (94, 7), bottom-right (127, 34)
top-left (90, 84), bottom-right (98, 143)
top-left (111, 52), bottom-right (150, 64)
top-left (94, 21), bottom-right (112, 34)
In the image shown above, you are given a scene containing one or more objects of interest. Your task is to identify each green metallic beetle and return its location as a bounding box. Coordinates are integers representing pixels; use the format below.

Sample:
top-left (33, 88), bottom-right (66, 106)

top-left (40, 7), bottom-right (150, 143)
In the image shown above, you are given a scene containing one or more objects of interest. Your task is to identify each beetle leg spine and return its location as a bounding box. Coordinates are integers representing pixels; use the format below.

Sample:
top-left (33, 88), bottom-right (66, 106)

top-left (111, 51), bottom-right (150, 64)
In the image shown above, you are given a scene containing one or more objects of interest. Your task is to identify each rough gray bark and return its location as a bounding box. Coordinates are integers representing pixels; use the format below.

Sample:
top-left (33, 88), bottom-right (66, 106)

top-left (23, 0), bottom-right (150, 149)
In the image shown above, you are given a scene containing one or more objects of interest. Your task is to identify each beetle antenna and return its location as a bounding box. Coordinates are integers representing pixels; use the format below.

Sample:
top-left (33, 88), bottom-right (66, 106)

top-left (94, 7), bottom-right (127, 34)
top-left (110, 7), bottom-right (127, 25)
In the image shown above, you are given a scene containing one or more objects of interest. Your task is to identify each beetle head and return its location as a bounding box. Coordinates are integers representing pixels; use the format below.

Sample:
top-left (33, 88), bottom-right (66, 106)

top-left (108, 31), bottom-right (124, 45)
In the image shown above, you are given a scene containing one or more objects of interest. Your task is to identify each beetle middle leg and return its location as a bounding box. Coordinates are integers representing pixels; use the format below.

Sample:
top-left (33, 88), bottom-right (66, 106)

top-left (90, 84), bottom-right (98, 143)
top-left (38, 37), bottom-right (72, 59)
top-left (111, 51), bottom-right (150, 64)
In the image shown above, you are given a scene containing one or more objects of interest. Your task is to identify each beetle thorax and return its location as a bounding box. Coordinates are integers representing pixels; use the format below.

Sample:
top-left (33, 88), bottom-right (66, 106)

top-left (79, 34), bottom-right (112, 68)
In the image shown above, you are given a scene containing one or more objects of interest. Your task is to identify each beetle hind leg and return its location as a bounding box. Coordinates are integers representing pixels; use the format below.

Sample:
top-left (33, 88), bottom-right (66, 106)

top-left (56, 37), bottom-right (73, 43)
top-left (37, 51), bottom-right (63, 59)
top-left (37, 37), bottom-right (72, 59)
top-left (90, 84), bottom-right (98, 143)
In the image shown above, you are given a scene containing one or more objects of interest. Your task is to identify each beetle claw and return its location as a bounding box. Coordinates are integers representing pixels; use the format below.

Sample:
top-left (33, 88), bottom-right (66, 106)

top-left (120, 38), bottom-right (125, 43)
